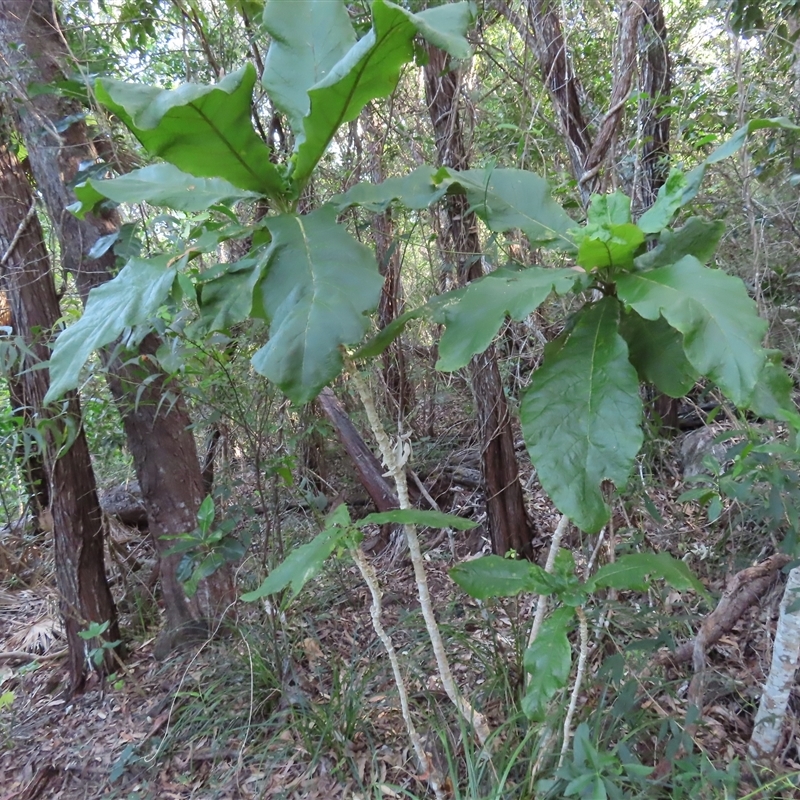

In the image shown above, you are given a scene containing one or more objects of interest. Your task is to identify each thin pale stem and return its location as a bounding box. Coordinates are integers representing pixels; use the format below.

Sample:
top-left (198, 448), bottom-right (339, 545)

top-left (351, 546), bottom-right (445, 799)
top-left (348, 363), bottom-right (492, 747)
top-left (559, 605), bottom-right (589, 769)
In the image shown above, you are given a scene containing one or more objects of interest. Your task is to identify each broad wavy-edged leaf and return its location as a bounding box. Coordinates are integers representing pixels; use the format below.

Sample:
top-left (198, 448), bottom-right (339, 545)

top-left (360, 509), bottom-right (477, 529)
top-left (521, 298), bottom-right (643, 533)
top-left (749, 352), bottom-right (800, 430)
top-left (241, 504), bottom-right (351, 603)
top-left (191, 254), bottom-right (269, 337)
top-left (441, 168), bottom-right (576, 250)
top-left (292, 0), bottom-right (473, 189)
top-left (620, 311), bottom-right (697, 398)
top-left (522, 607), bottom-right (574, 721)
top-left (251, 205), bottom-right (383, 403)
top-left (261, 0), bottom-right (357, 137)
top-left (616, 255), bottom-right (767, 406)
top-left (586, 191), bottom-right (632, 226)
top-left (587, 552), bottom-right (708, 599)
top-left (45, 256), bottom-right (179, 402)
top-left (450, 555), bottom-right (559, 600)
top-left (332, 166), bottom-right (447, 212)
top-left (435, 267), bottom-right (588, 371)
top-left (96, 65), bottom-right (285, 196)
top-left (637, 170), bottom-right (687, 234)
top-left (69, 164), bottom-right (261, 218)
top-left (635, 217), bottom-right (724, 270)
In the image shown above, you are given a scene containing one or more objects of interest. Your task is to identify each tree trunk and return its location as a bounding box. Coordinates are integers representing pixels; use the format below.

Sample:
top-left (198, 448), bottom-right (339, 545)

top-left (634, 0), bottom-right (672, 213)
top-left (522, 0), bottom-right (594, 199)
top-left (363, 109), bottom-right (414, 417)
top-left (424, 46), bottom-right (535, 559)
top-left (0, 142), bottom-right (120, 693)
top-left (634, 0), bottom-right (679, 431)
top-left (0, 0), bottom-right (235, 644)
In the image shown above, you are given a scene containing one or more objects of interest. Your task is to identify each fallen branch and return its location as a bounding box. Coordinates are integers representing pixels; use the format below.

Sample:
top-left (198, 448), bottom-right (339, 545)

top-left (0, 648), bottom-right (66, 664)
top-left (656, 553), bottom-right (790, 669)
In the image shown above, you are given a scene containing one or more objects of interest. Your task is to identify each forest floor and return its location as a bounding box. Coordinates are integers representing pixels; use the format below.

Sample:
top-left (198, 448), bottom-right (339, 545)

top-left (1, 428), bottom-right (799, 799)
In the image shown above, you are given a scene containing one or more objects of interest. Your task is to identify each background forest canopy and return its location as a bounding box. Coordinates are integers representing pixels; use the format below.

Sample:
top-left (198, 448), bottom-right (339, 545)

top-left (4, 0), bottom-right (800, 797)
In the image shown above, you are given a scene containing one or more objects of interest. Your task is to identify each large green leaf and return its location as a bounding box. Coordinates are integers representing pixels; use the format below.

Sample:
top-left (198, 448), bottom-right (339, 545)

top-left (635, 217), bottom-right (725, 270)
top-left (587, 552), bottom-right (708, 600)
top-left (241, 504), bottom-right (351, 603)
top-left (96, 65), bottom-right (285, 196)
top-left (292, 0), bottom-right (473, 190)
top-left (69, 164), bottom-right (261, 218)
top-left (360, 508), bottom-right (477, 529)
top-left (521, 298), bottom-right (643, 533)
top-left (748, 352), bottom-right (800, 430)
top-left (261, 0), bottom-right (357, 137)
top-left (251, 205), bottom-right (383, 403)
top-left (619, 311), bottom-right (698, 398)
top-left (332, 166), bottom-right (447, 212)
top-left (573, 191), bottom-right (644, 270)
top-left (191, 254), bottom-right (269, 336)
top-left (441, 168), bottom-right (576, 250)
top-left (450, 555), bottom-right (559, 600)
top-left (522, 607), bottom-right (574, 722)
top-left (44, 256), bottom-right (180, 402)
top-left (575, 222), bottom-right (644, 271)
top-left (616, 255), bottom-right (767, 406)
top-left (636, 169), bottom-right (687, 234)
top-left (682, 117), bottom-right (800, 207)
top-left (435, 267), bottom-right (588, 371)
top-left (586, 191), bottom-right (632, 226)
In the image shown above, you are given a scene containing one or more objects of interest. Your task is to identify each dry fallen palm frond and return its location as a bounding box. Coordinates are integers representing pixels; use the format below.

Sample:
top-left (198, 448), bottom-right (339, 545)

top-left (6, 613), bottom-right (63, 654)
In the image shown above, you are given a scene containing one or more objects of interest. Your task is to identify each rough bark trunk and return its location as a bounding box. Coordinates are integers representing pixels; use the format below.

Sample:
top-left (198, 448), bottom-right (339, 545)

top-left (0, 0), bottom-right (234, 644)
top-left (634, 0), bottom-right (672, 214)
top-left (497, 0), bottom-right (645, 204)
top-left (0, 142), bottom-right (120, 693)
top-left (424, 46), bottom-right (535, 559)
top-left (491, 0), bottom-right (593, 197)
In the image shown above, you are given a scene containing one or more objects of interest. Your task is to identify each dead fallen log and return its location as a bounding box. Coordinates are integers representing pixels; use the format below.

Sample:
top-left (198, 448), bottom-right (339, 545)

top-left (0, 648), bottom-right (65, 663)
top-left (99, 482), bottom-right (148, 527)
top-left (657, 552), bottom-right (791, 668)
top-left (316, 386), bottom-right (399, 512)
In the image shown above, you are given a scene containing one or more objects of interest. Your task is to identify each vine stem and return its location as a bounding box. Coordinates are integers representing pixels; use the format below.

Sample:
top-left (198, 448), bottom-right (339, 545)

top-left (347, 362), bottom-right (493, 747)
top-left (350, 545), bottom-right (445, 799)
top-left (559, 605), bottom-right (589, 769)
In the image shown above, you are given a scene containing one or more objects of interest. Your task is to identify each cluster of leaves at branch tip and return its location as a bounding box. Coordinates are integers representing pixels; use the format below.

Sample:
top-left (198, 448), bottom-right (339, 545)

top-left (450, 546), bottom-right (709, 721)
top-left (42, 0), bottom-right (797, 629)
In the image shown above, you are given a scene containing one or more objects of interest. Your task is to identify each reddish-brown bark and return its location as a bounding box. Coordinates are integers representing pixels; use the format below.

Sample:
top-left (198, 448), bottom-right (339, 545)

top-left (317, 387), bottom-right (399, 513)
top-left (0, 0), bottom-right (235, 644)
top-left (0, 142), bottom-right (120, 693)
top-left (424, 46), bottom-right (535, 559)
